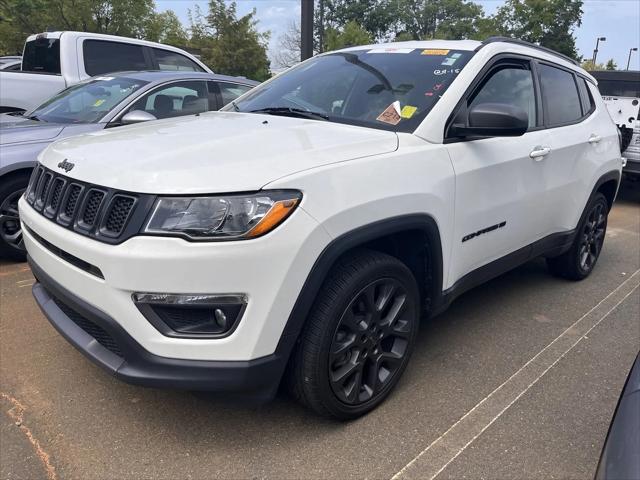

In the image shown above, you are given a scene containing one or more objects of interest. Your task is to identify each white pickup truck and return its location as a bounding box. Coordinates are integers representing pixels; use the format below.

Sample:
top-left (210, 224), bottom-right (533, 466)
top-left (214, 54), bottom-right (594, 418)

top-left (0, 31), bottom-right (212, 113)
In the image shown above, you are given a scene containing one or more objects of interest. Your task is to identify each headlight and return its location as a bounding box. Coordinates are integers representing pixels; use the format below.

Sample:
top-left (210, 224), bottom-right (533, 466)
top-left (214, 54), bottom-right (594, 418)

top-left (144, 190), bottom-right (301, 240)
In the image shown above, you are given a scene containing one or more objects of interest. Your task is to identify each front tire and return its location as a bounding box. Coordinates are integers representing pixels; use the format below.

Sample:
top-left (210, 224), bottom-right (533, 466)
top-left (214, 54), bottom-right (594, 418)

top-left (0, 173), bottom-right (30, 261)
top-left (547, 192), bottom-right (609, 280)
top-left (288, 249), bottom-right (420, 419)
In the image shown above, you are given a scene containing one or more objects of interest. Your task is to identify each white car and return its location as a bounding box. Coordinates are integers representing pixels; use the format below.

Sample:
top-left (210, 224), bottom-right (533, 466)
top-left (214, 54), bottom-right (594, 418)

top-left (0, 31), bottom-right (211, 113)
top-left (20, 38), bottom-right (623, 419)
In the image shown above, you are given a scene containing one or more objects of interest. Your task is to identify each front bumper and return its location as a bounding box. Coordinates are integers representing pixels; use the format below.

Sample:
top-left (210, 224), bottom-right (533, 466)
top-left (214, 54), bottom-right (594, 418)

top-left (30, 257), bottom-right (289, 398)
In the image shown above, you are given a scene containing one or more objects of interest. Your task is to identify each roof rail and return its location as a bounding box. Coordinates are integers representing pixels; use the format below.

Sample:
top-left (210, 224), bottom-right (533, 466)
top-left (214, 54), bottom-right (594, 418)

top-left (477, 36), bottom-right (580, 66)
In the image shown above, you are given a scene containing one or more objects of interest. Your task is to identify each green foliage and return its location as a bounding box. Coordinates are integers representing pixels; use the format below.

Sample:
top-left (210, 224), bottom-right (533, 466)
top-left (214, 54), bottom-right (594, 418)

top-left (494, 0), bottom-right (584, 60)
top-left (189, 0), bottom-right (270, 81)
top-left (325, 21), bottom-right (372, 51)
top-left (396, 0), bottom-right (487, 40)
top-left (605, 58), bottom-right (617, 70)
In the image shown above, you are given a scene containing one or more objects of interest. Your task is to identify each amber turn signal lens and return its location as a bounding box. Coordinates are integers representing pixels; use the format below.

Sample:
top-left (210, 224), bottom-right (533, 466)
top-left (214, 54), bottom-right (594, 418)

top-left (245, 198), bottom-right (300, 238)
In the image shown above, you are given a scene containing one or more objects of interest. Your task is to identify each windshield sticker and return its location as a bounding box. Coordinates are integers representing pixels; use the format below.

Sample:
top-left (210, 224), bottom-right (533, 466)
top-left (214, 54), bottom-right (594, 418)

top-left (422, 49), bottom-right (449, 56)
top-left (377, 101), bottom-right (402, 125)
top-left (367, 48), bottom-right (414, 54)
top-left (93, 99), bottom-right (106, 107)
top-left (400, 105), bottom-right (418, 119)
top-left (94, 76), bottom-right (114, 81)
top-left (441, 57), bottom-right (458, 66)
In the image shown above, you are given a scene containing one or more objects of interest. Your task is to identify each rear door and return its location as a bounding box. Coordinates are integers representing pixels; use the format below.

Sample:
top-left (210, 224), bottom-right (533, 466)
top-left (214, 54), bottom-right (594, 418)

top-left (445, 56), bottom-right (551, 285)
top-left (536, 63), bottom-right (602, 233)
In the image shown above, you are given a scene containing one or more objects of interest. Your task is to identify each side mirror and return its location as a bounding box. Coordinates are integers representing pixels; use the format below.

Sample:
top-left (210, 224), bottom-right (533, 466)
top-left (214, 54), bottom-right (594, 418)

top-left (450, 102), bottom-right (528, 138)
top-left (120, 110), bottom-right (157, 125)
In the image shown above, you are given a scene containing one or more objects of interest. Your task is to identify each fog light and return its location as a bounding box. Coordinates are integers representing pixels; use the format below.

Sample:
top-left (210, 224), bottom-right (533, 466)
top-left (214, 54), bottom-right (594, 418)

top-left (132, 293), bottom-right (247, 338)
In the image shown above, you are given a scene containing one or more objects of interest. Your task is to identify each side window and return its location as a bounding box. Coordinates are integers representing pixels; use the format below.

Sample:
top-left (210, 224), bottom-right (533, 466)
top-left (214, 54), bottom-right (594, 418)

top-left (469, 65), bottom-right (537, 128)
top-left (577, 78), bottom-right (595, 115)
top-left (217, 82), bottom-right (254, 106)
top-left (153, 48), bottom-right (204, 72)
top-left (83, 40), bottom-right (147, 76)
top-left (126, 81), bottom-right (210, 119)
top-left (539, 64), bottom-right (582, 126)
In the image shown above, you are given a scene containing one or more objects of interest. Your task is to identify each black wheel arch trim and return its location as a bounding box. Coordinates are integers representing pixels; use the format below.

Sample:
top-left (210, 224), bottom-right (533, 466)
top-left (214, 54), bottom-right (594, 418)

top-left (589, 170), bottom-right (622, 211)
top-left (275, 213), bottom-right (444, 353)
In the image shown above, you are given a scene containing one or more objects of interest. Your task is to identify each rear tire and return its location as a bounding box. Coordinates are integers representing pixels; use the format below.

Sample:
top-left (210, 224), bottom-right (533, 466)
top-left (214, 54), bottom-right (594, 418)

top-left (0, 173), bottom-right (29, 262)
top-left (288, 249), bottom-right (420, 420)
top-left (546, 193), bottom-right (609, 280)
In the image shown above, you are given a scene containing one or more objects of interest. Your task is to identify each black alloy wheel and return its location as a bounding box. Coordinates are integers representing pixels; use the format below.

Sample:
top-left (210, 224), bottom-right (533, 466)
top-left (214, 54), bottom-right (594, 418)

top-left (0, 183), bottom-right (27, 260)
top-left (578, 200), bottom-right (607, 273)
top-left (329, 278), bottom-right (415, 405)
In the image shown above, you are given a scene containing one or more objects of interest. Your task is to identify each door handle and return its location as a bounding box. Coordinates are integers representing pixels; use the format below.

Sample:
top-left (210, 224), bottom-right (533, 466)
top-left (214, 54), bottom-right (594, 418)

top-left (588, 134), bottom-right (602, 144)
top-left (530, 146), bottom-right (551, 160)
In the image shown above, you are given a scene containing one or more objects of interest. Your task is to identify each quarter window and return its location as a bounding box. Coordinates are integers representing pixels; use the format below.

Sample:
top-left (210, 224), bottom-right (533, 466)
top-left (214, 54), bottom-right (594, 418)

top-left (539, 64), bottom-right (582, 126)
top-left (84, 40), bottom-right (148, 76)
top-left (469, 65), bottom-right (537, 128)
top-left (217, 82), bottom-right (253, 106)
top-left (577, 78), bottom-right (595, 115)
top-left (152, 48), bottom-right (204, 72)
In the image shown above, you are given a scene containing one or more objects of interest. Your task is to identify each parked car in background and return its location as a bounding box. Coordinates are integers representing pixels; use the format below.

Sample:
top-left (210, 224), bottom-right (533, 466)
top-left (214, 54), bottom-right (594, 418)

top-left (0, 56), bottom-right (21, 71)
top-left (595, 353), bottom-right (640, 480)
top-left (589, 70), bottom-right (640, 178)
top-left (0, 31), bottom-right (212, 114)
top-left (0, 71), bottom-right (257, 260)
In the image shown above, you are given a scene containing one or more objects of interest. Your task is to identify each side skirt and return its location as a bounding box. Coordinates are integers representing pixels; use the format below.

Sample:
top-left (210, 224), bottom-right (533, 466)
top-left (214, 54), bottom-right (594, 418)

top-left (435, 229), bottom-right (576, 313)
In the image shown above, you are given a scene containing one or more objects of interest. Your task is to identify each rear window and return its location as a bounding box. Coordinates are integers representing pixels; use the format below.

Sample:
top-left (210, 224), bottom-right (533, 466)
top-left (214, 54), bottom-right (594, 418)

top-left (22, 38), bottom-right (61, 74)
top-left (152, 48), bottom-right (204, 72)
top-left (539, 64), bottom-right (582, 126)
top-left (83, 40), bottom-right (148, 76)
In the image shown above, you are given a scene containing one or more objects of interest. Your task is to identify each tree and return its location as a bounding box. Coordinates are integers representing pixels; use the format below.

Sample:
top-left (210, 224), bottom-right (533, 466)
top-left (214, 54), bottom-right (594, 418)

top-left (494, 0), bottom-right (583, 60)
top-left (190, 0), bottom-right (270, 81)
top-left (324, 21), bottom-right (372, 51)
top-left (146, 10), bottom-right (189, 47)
top-left (273, 20), bottom-right (300, 69)
top-left (396, 0), bottom-right (488, 40)
top-left (605, 58), bottom-right (617, 70)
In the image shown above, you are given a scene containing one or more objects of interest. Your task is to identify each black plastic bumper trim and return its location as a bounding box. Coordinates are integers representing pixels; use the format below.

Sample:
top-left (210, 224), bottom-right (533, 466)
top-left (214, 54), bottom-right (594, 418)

top-left (29, 257), bottom-right (288, 401)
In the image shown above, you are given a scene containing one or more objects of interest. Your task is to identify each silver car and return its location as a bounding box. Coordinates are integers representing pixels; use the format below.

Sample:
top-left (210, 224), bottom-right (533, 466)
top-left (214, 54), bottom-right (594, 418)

top-left (0, 71), bottom-right (258, 259)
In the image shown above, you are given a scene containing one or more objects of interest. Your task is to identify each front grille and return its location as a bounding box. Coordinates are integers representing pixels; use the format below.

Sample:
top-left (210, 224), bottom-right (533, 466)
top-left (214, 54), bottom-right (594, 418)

top-left (104, 195), bottom-right (136, 236)
top-left (51, 296), bottom-right (124, 358)
top-left (24, 166), bottom-right (154, 244)
top-left (79, 189), bottom-right (105, 228)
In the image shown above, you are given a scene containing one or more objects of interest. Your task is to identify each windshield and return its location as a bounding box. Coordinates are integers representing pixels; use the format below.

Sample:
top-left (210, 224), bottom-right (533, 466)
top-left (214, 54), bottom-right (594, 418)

top-left (22, 38), bottom-right (60, 74)
top-left (27, 76), bottom-right (148, 124)
top-left (227, 47), bottom-right (473, 132)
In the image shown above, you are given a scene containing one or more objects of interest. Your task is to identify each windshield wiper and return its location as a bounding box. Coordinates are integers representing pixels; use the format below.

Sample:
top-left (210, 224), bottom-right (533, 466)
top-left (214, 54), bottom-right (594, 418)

top-left (230, 100), bottom-right (240, 112)
top-left (249, 107), bottom-right (329, 121)
top-left (25, 114), bottom-right (44, 122)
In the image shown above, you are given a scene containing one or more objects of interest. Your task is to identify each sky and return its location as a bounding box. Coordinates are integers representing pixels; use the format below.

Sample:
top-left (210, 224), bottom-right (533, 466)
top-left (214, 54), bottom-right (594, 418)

top-left (156, 0), bottom-right (640, 70)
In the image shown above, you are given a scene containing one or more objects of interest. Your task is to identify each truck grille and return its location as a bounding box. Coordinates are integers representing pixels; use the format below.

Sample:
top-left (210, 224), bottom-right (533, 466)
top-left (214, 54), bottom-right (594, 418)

top-left (25, 166), bottom-right (154, 244)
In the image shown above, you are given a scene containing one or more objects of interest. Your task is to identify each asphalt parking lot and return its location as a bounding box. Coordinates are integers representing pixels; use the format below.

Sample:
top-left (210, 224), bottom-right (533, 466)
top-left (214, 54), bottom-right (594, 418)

top-left (1, 180), bottom-right (639, 480)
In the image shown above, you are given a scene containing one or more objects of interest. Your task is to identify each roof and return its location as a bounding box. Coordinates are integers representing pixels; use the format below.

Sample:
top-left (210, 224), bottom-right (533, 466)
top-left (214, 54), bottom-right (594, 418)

top-left (338, 39), bottom-right (482, 53)
top-left (86, 70), bottom-right (259, 85)
top-left (588, 70), bottom-right (640, 82)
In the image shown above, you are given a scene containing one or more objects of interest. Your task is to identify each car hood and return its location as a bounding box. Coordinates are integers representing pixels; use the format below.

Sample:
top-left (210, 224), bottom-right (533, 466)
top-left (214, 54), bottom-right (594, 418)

top-left (0, 116), bottom-right (66, 145)
top-left (39, 111), bottom-right (399, 194)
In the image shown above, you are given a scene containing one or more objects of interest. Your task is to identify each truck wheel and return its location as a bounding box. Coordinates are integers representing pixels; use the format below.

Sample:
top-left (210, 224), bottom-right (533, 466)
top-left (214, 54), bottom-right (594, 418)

top-left (0, 173), bottom-right (29, 261)
top-left (288, 249), bottom-right (419, 419)
top-left (547, 193), bottom-right (609, 281)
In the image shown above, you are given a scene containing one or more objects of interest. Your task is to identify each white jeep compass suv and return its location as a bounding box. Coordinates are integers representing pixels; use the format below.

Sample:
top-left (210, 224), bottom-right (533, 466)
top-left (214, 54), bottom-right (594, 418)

top-left (19, 38), bottom-right (623, 419)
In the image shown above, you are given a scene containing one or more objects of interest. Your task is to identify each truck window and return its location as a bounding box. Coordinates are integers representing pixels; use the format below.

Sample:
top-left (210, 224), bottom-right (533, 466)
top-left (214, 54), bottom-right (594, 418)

top-left (83, 40), bottom-right (148, 76)
top-left (152, 48), bottom-right (204, 72)
top-left (216, 82), bottom-right (253, 106)
top-left (22, 38), bottom-right (61, 74)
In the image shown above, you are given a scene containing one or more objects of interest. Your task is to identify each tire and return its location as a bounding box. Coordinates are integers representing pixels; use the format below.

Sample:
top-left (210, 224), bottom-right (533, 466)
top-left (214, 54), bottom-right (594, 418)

top-left (546, 192), bottom-right (609, 281)
top-left (288, 249), bottom-right (420, 420)
top-left (0, 173), bottom-right (30, 262)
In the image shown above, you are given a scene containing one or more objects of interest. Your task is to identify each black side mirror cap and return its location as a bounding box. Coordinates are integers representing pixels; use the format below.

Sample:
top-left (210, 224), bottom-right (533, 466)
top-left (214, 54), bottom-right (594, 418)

top-left (450, 102), bottom-right (529, 138)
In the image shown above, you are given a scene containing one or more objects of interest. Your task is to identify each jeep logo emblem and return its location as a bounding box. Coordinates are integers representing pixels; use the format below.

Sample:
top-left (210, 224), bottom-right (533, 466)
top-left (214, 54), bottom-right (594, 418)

top-left (57, 159), bottom-right (75, 172)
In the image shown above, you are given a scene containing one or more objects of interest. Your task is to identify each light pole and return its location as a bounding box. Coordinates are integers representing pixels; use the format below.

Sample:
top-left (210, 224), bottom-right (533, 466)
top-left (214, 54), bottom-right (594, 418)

top-left (301, 0), bottom-right (314, 61)
top-left (592, 36), bottom-right (606, 64)
top-left (627, 47), bottom-right (638, 70)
